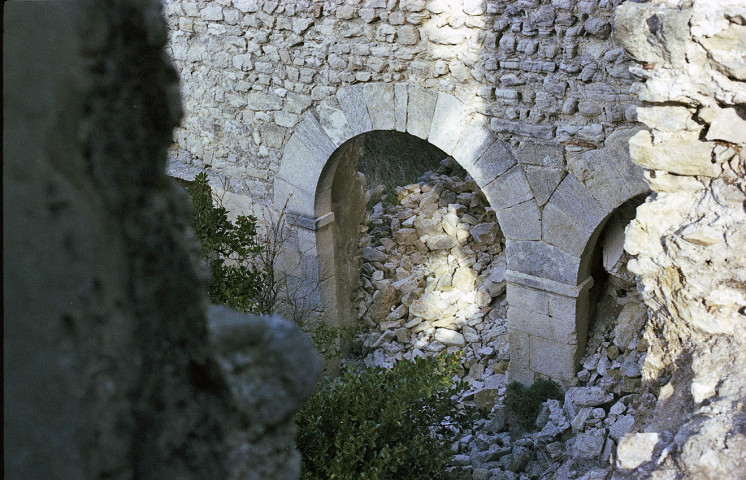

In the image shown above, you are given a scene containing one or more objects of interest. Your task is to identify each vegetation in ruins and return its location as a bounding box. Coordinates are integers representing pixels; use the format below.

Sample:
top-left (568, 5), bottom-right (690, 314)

top-left (295, 354), bottom-right (475, 480)
top-left (184, 173), bottom-right (478, 477)
top-left (185, 173), bottom-right (269, 314)
top-left (183, 173), bottom-right (347, 360)
top-left (503, 379), bottom-right (564, 430)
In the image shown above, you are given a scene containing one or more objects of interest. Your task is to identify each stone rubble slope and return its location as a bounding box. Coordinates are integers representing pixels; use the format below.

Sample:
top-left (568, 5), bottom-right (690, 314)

top-left (448, 281), bottom-right (647, 480)
top-left (353, 158), bottom-right (511, 397)
top-left (348, 158), bottom-right (647, 480)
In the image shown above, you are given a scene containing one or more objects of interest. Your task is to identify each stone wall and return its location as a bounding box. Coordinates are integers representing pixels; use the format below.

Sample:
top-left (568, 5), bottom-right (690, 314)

top-left (163, 0), bottom-right (654, 386)
top-left (4, 1), bottom-right (319, 478)
top-left (615, 0), bottom-right (746, 477)
top-left (164, 0), bottom-right (637, 205)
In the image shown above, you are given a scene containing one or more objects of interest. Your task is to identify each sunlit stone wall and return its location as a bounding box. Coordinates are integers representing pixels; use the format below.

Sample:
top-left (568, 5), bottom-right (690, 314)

top-left (163, 0), bottom-right (638, 209)
top-left (162, 0), bottom-right (649, 385)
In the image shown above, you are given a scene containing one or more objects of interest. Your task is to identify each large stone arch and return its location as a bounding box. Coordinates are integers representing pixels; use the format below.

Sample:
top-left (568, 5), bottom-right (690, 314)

top-left (273, 82), bottom-right (645, 386)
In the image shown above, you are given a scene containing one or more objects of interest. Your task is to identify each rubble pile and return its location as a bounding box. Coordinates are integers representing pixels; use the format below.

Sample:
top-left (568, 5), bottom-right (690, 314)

top-left (352, 158), bottom-right (510, 394)
top-left (449, 282), bottom-right (647, 480)
top-left (349, 158), bottom-right (648, 479)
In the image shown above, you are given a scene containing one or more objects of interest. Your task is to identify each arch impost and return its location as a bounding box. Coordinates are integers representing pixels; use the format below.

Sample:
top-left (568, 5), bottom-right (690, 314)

top-left (286, 211), bottom-right (335, 231)
top-left (505, 270), bottom-right (594, 298)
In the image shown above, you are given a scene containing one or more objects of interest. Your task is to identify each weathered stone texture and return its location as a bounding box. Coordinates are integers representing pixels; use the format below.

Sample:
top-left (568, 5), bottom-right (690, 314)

top-left (4, 2), bottom-right (319, 479)
top-left (616, 1), bottom-right (746, 478)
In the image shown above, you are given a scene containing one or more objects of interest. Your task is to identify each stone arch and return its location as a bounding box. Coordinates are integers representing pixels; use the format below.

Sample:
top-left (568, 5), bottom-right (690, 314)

top-left (273, 82), bottom-right (644, 386)
top-left (505, 127), bottom-right (649, 385)
top-left (273, 83), bottom-right (538, 329)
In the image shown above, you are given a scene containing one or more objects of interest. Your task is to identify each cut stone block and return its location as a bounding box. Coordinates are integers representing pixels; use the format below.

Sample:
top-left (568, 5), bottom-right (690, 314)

top-left (406, 85), bottom-right (437, 139)
top-left (481, 165), bottom-right (534, 210)
top-left (524, 166), bottom-right (565, 206)
top-left (545, 174), bottom-right (607, 233)
top-left (542, 202), bottom-right (592, 257)
top-left (506, 282), bottom-right (551, 316)
top-left (278, 135), bottom-right (325, 194)
top-left (451, 115), bottom-right (495, 168)
top-left (514, 140), bottom-right (564, 168)
top-left (509, 305), bottom-right (578, 344)
top-left (274, 178), bottom-right (315, 218)
top-left (530, 336), bottom-right (578, 384)
top-left (316, 96), bottom-right (354, 146)
top-left (292, 113), bottom-right (337, 164)
top-left (470, 140), bottom-right (516, 188)
top-left (506, 240), bottom-right (582, 285)
top-left (394, 83), bottom-right (408, 132)
top-left (336, 84), bottom-right (373, 136)
top-left (508, 330), bottom-right (533, 384)
top-left (497, 199), bottom-right (541, 241)
top-left (364, 82), bottom-right (395, 131)
top-left (428, 92), bottom-right (469, 154)
top-left (603, 127), bottom-right (648, 197)
top-left (567, 149), bottom-right (630, 213)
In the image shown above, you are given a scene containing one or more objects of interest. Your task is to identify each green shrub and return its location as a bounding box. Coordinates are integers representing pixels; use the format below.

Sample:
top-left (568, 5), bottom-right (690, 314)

top-left (296, 354), bottom-right (474, 480)
top-left (183, 174), bottom-right (352, 360)
top-left (184, 173), bottom-right (268, 313)
top-left (504, 379), bottom-right (563, 430)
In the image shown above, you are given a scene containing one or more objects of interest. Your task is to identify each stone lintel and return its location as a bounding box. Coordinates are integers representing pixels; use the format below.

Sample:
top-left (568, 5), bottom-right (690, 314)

top-left (506, 270), bottom-right (594, 298)
top-left (287, 211), bottom-right (335, 231)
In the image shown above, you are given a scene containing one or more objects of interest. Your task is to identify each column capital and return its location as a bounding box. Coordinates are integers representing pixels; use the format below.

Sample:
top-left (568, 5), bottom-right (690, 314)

top-left (506, 270), bottom-right (594, 298)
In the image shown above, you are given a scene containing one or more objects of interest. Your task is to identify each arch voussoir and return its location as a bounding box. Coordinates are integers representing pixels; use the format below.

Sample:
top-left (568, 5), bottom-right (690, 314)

top-left (405, 85), bottom-right (436, 140)
top-left (316, 96), bottom-right (354, 147)
top-left (427, 92), bottom-right (470, 153)
top-left (542, 174), bottom-right (607, 257)
top-left (363, 82), bottom-right (395, 130)
top-left (336, 84), bottom-right (372, 136)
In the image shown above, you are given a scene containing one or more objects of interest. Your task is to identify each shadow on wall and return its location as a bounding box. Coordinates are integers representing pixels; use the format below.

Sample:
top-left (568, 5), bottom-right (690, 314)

top-left (270, 1), bottom-right (648, 386)
top-left (4, 2), bottom-right (320, 479)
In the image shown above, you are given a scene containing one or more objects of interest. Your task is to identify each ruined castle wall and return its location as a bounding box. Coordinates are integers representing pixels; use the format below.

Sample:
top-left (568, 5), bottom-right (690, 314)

top-left (615, 0), bottom-right (746, 477)
top-left (161, 0), bottom-right (655, 386)
top-left (163, 0), bottom-right (638, 208)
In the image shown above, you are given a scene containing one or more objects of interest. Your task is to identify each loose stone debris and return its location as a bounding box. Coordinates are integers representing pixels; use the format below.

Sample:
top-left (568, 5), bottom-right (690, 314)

top-left (347, 158), bottom-right (647, 480)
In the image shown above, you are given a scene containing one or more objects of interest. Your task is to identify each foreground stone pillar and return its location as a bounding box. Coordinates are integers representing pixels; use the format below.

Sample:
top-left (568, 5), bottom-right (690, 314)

top-left (614, 1), bottom-right (746, 477)
top-left (3, 1), bottom-right (319, 479)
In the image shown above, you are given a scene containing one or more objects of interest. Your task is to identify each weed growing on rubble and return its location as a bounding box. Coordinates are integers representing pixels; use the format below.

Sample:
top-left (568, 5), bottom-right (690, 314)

top-left (296, 354), bottom-right (475, 480)
top-left (504, 379), bottom-right (563, 430)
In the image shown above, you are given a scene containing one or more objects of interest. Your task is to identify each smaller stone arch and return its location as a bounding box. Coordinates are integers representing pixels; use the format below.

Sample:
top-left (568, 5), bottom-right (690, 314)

top-left (506, 127), bottom-right (649, 385)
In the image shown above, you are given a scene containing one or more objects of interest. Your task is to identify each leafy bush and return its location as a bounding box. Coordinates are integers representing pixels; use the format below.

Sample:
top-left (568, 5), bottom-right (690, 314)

top-left (183, 174), bottom-right (350, 360)
top-left (184, 173), bottom-right (268, 313)
top-left (504, 379), bottom-right (563, 430)
top-left (296, 354), bottom-right (474, 480)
